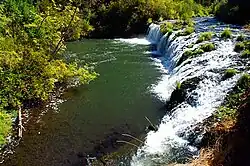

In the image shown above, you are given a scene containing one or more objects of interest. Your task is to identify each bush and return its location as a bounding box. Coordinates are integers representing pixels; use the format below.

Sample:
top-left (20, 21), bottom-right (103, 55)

top-left (221, 28), bottom-right (232, 39)
top-left (200, 43), bottom-right (216, 52)
top-left (184, 26), bottom-right (195, 35)
top-left (177, 26), bottom-right (195, 37)
top-left (234, 42), bottom-right (245, 52)
top-left (224, 68), bottom-right (237, 79)
top-left (196, 32), bottom-right (213, 43)
top-left (160, 22), bottom-right (174, 34)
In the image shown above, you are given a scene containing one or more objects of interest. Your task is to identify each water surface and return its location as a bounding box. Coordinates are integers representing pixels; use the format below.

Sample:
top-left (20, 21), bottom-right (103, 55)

top-left (3, 39), bottom-right (164, 166)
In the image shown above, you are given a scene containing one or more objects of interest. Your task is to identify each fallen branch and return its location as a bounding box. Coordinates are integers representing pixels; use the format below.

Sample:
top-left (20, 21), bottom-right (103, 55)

top-left (18, 106), bottom-right (24, 138)
top-left (145, 116), bottom-right (157, 131)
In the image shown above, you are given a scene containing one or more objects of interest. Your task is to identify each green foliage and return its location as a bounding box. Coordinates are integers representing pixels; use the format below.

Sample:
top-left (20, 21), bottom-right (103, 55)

top-left (176, 81), bottom-right (182, 90)
top-left (215, 73), bottom-right (250, 121)
top-left (177, 26), bottom-right (195, 37)
top-left (160, 22), bottom-right (174, 35)
top-left (0, 111), bottom-right (12, 145)
top-left (0, 0), bottom-right (97, 145)
top-left (221, 28), bottom-right (232, 39)
top-left (224, 68), bottom-right (237, 79)
top-left (200, 42), bottom-right (215, 52)
top-left (88, 0), bottom-right (208, 37)
top-left (234, 42), bottom-right (245, 52)
top-left (216, 106), bottom-right (237, 121)
top-left (196, 32), bottom-right (213, 43)
top-left (237, 74), bottom-right (250, 91)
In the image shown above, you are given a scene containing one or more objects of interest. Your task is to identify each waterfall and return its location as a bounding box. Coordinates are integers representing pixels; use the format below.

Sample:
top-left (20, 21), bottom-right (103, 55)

top-left (146, 24), bottom-right (162, 44)
top-left (131, 18), bottom-right (244, 165)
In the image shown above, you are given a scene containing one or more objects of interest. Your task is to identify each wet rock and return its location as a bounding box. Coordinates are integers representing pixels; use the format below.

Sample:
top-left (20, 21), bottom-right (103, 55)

top-left (166, 77), bottom-right (202, 111)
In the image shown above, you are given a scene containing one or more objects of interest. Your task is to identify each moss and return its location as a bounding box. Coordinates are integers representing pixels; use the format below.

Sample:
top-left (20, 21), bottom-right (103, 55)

top-left (234, 42), bottom-right (245, 52)
top-left (224, 68), bottom-right (238, 79)
top-left (200, 43), bottom-right (215, 52)
top-left (196, 32), bottom-right (213, 43)
top-left (221, 28), bottom-right (232, 39)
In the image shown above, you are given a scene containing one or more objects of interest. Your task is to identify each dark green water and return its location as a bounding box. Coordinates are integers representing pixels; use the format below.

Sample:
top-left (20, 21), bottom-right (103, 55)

top-left (4, 39), bottom-right (164, 166)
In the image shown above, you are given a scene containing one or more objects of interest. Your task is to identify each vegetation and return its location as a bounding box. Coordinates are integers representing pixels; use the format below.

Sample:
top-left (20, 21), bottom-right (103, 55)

top-left (200, 43), bottom-right (215, 52)
top-left (0, 0), bottom-right (97, 145)
top-left (176, 81), bottom-right (182, 90)
top-left (215, 73), bottom-right (250, 121)
top-left (224, 68), bottom-right (238, 79)
top-left (242, 49), bottom-right (250, 58)
top-left (234, 42), bottom-right (245, 52)
top-left (160, 22), bottom-right (174, 35)
top-left (176, 26), bottom-right (195, 37)
top-left (221, 28), bottom-right (232, 39)
top-left (215, 0), bottom-right (250, 25)
top-left (86, 0), bottom-right (209, 38)
top-left (196, 32), bottom-right (213, 43)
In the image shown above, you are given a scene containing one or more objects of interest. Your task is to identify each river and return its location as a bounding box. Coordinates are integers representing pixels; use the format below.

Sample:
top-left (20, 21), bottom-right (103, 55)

top-left (3, 39), bottom-right (165, 165)
top-left (3, 17), bottom-right (249, 166)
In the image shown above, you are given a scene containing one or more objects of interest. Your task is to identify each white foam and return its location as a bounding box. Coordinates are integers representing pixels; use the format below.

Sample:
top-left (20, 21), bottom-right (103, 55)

top-left (131, 22), bottom-right (242, 166)
top-left (115, 38), bottom-right (151, 45)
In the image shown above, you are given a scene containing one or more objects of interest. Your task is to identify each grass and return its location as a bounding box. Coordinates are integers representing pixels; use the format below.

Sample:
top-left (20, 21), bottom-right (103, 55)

top-left (176, 81), bottom-right (182, 90)
top-left (197, 32), bottom-right (213, 43)
top-left (0, 111), bottom-right (12, 146)
top-left (234, 42), bottom-right (245, 52)
top-left (221, 28), bottom-right (232, 39)
top-left (200, 43), bottom-right (215, 52)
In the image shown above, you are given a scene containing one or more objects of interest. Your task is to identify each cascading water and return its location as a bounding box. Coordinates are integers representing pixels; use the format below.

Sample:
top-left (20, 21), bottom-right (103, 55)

top-left (130, 18), bottom-right (245, 166)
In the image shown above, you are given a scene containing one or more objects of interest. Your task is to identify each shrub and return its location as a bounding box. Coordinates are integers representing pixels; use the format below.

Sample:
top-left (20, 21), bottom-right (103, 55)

top-left (160, 22), bottom-right (174, 34)
top-left (224, 68), bottom-right (237, 79)
top-left (196, 32), bottom-right (213, 43)
top-left (234, 42), bottom-right (245, 52)
top-left (200, 43), bottom-right (215, 52)
top-left (184, 26), bottom-right (195, 35)
top-left (221, 28), bottom-right (232, 39)
top-left (176, 26), bottom-right (195, 37)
